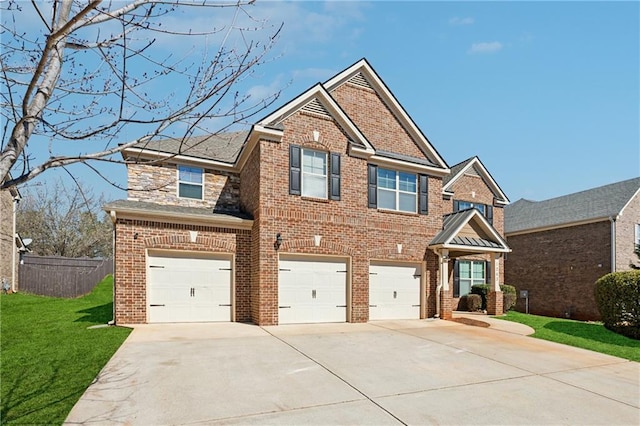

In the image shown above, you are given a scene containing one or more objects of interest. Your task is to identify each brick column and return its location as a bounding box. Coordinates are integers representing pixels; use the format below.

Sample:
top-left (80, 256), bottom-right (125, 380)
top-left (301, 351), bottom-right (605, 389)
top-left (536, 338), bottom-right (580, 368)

top-left (440, 289), bottom-right (453, 320)
top-left (487, 291), bottom-right (503, 316)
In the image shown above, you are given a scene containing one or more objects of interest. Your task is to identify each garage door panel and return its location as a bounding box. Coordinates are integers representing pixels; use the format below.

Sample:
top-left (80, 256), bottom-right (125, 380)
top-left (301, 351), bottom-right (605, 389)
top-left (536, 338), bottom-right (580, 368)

top-left (147, 252), bottom-right (232, 323)
top-left (278, 256), bottom-right (347, 324)
top-left (369, 263), bottom-right (421, 321)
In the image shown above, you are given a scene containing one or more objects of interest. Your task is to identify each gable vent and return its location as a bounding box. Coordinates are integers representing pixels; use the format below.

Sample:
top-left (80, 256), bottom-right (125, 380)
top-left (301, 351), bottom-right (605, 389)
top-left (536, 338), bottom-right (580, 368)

top-left (301, 98), bottom-right (331, 117)
top-left (348, 73), bottom-right (373, 89)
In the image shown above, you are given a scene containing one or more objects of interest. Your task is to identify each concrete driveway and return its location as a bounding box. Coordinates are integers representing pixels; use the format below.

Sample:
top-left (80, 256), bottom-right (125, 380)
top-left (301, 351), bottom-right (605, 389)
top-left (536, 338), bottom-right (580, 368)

top-left (65, 318), bottom-right (639, 425)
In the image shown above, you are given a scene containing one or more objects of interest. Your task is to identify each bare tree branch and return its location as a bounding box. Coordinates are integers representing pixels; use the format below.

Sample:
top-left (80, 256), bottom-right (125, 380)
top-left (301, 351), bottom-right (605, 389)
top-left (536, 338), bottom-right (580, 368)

top-left (1, 0), bottom-right (282, 189)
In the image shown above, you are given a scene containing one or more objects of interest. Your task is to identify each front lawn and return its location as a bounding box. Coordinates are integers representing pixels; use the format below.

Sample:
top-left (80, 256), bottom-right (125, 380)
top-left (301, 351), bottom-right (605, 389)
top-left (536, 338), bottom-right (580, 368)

top-left (498, 311), bottom-right (640, 362)
top-left (1, 275), bottom-right (131, 425)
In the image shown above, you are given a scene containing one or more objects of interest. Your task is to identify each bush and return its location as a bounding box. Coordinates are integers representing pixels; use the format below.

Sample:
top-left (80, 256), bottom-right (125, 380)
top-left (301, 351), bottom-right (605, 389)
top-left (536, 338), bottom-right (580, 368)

top-left (594, 270), bottom-right (640, 340)
top-left (466, 294), bottom-right (482, 312)
top-left (503, 293), bottom-right (517, 311)
top-left (471, 284), bottom-right (516, 311)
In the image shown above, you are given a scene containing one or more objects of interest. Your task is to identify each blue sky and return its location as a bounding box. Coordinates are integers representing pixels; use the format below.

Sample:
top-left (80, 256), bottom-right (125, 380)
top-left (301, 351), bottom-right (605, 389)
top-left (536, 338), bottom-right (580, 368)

top-left (14, 0), bottom-right (640, 204)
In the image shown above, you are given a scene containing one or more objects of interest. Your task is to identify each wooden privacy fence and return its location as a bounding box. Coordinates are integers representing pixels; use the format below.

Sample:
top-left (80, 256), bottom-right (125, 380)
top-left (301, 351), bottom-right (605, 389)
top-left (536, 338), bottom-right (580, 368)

top-left (19, 255), bottom-right (113, 298)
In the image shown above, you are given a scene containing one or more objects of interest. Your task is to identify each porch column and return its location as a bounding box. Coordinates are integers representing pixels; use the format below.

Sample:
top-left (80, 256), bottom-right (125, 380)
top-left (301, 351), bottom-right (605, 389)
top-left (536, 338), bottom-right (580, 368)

top-left (487, 253), bottom-right (503, 315)
top-left (439, 250), bottom-right (452, 320)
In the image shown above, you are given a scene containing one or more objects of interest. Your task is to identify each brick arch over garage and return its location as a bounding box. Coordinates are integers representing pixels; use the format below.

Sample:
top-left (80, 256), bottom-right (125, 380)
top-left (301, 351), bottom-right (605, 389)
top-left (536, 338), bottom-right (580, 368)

top-left (280, 237), bottom-right (356, 257)
top-left (144, 233), bottom-right (236, 253)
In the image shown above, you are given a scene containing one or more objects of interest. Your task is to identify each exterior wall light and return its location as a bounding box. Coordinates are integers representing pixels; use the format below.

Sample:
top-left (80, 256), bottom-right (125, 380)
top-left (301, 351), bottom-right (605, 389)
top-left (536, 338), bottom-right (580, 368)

top-left (274, 233), bottom-right (283, 251)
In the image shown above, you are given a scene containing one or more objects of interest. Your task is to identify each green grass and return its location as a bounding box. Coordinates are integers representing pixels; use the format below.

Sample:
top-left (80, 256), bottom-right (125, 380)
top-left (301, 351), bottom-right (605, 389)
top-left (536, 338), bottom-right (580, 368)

top-left (498, 311), bottom-right (640, 362)
top-left (1, 275), bottom-right (131, 425)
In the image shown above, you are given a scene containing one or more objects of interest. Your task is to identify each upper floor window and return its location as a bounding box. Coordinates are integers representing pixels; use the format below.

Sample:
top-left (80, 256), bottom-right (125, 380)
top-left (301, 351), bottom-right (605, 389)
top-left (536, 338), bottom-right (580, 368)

top-left (453, 199), bottom-right (493, 225)
top-left (178, 165), bottom-right (203, 200)
top-left (377, 168), bottom-right (417, 213)
top-left (367, 164), bottom-right (428, 215)
top-left (302, 149), bottom-right (327, 199)
top-left (289, 145), bottom-right (341, 201)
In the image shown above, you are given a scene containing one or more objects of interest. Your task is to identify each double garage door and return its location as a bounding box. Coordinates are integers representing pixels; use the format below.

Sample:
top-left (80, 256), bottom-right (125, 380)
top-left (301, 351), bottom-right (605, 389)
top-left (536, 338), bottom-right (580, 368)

top-left (147, 251), bottom-right (233, 323)
top-left (278, 256), bottom-right (422, 324)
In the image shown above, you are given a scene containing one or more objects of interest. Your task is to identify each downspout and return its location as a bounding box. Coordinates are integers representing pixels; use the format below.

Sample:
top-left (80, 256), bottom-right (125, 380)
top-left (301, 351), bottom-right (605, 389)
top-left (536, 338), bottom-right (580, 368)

top-left (11, 194), bottom-right (19, 293)
top-left (108, 210), bottom-right (117, 325)
top-left (609, 216), bottom-right (618, 272)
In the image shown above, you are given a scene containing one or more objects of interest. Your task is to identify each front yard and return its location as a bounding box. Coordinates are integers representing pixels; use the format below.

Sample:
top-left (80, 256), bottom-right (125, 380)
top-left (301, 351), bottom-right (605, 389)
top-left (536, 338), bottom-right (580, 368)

top-left (499, 311), bottom-right (640, 362)
top-left (0, 275), bottom-right (131, 425)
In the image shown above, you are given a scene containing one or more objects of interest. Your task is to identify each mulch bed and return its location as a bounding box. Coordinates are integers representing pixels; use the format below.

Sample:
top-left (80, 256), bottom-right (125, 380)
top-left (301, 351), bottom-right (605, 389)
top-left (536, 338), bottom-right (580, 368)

top-left (449, 317), bottom-right (490, 328)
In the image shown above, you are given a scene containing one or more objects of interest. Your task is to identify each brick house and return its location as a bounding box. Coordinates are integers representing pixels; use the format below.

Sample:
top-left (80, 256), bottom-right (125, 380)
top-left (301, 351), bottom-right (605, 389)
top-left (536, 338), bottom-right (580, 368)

top-left (0, 175), bottom-right (21, 292)
top-left (504, 177), bottom-right (640, 321)
top-left (105, 59), bottom-right (510, 325)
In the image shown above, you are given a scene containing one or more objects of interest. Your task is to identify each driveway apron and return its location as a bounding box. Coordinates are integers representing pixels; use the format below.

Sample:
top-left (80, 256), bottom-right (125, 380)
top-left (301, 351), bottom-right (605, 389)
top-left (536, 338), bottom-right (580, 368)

top-left (65, 320), bottom-right (639, 425)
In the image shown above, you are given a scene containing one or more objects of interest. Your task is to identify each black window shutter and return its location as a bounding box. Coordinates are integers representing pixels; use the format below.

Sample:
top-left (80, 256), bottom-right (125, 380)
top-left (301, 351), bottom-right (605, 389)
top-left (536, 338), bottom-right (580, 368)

top-left (368, 164), bottom-right (377, 208)
top-left (419, 174), bottom-right (428, 215)
top-left (485, 260), bottom-right (491, 285)
top-left (289, 144), bottom-right (301, 195)
top-left (486, 204), bottom-right (494, 225)
top-left (330, 153), bottom-right (341, 201)
top-left (453, 200), bottom-right (460, 212)
top-left (453, 260), bottom-right (460, 298)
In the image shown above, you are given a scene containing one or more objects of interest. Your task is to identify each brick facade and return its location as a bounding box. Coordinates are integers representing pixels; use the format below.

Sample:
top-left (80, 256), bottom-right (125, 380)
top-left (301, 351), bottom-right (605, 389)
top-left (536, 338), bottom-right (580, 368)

top-left (505, 221), bottom-right (611, 321)
top-left (109, 60), bottom-right (509, 325)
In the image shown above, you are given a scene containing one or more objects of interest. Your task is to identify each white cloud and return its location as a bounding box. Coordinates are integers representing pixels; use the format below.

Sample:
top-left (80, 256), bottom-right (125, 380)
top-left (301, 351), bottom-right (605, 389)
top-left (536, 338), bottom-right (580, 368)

top-left (468, 41), bottom-right (503, 54)
top-left (449, 16), bottom-right (474, 26)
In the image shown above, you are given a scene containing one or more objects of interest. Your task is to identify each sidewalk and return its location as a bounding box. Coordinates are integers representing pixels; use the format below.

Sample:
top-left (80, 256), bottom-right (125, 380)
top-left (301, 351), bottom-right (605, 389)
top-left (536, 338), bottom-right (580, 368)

top-left (452, 311), bottom-right (535, 335)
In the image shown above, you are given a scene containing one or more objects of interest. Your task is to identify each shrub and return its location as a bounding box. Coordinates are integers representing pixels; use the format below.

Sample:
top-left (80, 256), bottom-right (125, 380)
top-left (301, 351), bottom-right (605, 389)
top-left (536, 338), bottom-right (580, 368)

top-left (503, 293), bottom-right (517, 311)
top-left (471, 284), bottom-right (516, 311)
top-left (466, 294), bottom-right (482, 312)
top-left (594, 270), bottom-right (640, 340)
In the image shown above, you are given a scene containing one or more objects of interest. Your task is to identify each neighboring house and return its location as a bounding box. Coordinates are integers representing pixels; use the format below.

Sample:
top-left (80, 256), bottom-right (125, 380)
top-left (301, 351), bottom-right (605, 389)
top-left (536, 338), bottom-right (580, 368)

top-left (105, 59), bottom-right (510, 326)
top-left (0, 175), bottom-right (21, 292)
top-left (504, 177), bottom-right (640, 321)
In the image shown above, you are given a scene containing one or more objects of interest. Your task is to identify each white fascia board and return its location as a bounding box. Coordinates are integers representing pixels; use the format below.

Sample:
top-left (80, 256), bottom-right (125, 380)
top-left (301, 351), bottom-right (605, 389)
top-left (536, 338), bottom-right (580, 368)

top-left (442, 157), bottom-right (509, 203)
top-left (443, 209), bottom-right (508, 249)
top-left (324, 60), bottom-right (448, 170)
top-left (370, 155), bottom-right (450, 176)
top-left (505, 216), bottom-right (611, 237)
top-left (349, 145), bottom-right (376, 158)
top-left (260, 85), bottom-right (373, 152)
top-left (440, 244), bottom-right (511, 254)
top-left (618, 187), bottom-right (640, 216)
top-left (235, 125), bottom-right (284, 171)
top-left (109, 207), bottom-right (254, 230)
top-left (122, 147), bottom-right (237, 172)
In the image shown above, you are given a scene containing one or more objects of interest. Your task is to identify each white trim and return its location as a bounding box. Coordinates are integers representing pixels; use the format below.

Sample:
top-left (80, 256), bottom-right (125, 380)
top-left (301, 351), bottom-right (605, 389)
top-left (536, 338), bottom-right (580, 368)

top-left (122, 147), bottom-right (236, 171)
top-left (235, 125), bottom-right (283, 171)
top-left (323, 59), bottom-right (449, 170)
top-left (369, 154), bottom-right (450, 176)
top-left (301, 148), bottom-right (328, 199)
top-left (618, 187), bottom-right (640, 216)
top-left (376, 168), bottom-right (417, 213)
top-left (258, 84), bottom-right (373, 152)
top-left (177, 165), bottom-right (204, 201)
top-left (431, 209), bottom-right (510, 253)
top-left (443, 157), bottom-right (509, 204)
top-left (506, 216), bottom-right (611, 237)
top-left (109, 207), bottom-right (253, 230)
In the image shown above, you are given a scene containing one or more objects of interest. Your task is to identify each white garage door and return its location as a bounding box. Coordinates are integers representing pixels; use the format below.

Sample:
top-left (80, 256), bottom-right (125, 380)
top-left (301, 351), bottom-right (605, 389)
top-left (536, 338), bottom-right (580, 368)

top-left (278, 256), bottom-right (348, 324)
top-left (147, 251), bottom-right (232, 323)
top-left (369, 262), bottom-right (421, 320)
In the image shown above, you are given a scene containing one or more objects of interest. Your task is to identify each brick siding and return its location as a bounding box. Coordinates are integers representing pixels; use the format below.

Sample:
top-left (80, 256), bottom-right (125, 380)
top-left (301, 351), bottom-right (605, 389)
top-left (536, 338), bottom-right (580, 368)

top-left (505, 221), bottom-right (611, 321)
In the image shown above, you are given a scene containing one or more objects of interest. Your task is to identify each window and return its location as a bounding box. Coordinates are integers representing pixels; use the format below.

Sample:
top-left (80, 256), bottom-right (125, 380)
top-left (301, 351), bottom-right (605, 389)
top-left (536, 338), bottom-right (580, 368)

top-left (178, 165), bottom-right (203, 200)
top-left (455, 260), bottom-right (486, 297)
top-left (302, 149), bottom-right (327, 198)
top-left (290, 145), bottom-right (341, 200)
top-left (453, 200), bottom-right (493, 224)
top-left (377, 168), bottom-right (417, 213)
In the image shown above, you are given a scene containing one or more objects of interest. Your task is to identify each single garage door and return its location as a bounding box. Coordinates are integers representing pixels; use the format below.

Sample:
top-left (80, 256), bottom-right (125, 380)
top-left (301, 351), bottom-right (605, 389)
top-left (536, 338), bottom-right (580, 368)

top-left (369, 262), bottom-right (421, 320)
top-left (278, 255), bottom-right (348, 324)
top-left (147, 251), bottom-right (232, 323)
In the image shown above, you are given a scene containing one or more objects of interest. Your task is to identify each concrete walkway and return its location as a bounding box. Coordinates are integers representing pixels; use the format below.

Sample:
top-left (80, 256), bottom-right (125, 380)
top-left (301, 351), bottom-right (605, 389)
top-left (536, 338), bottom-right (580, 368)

top-left (65, 318), bottom-right (639, 425)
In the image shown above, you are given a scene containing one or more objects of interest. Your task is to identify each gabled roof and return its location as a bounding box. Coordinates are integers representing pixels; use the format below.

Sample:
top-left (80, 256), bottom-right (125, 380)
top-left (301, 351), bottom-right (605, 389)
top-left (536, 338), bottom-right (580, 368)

top-left (443, 157), bottom-right (509, 205)
top-left (429, 208), bottom-right (510, 254)
top-left (505, 177), bottom-right (640, 235)
top-left (256, 83), bottom-right (374, 153)
top-left (323, 58), bottom-right (449, 171)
